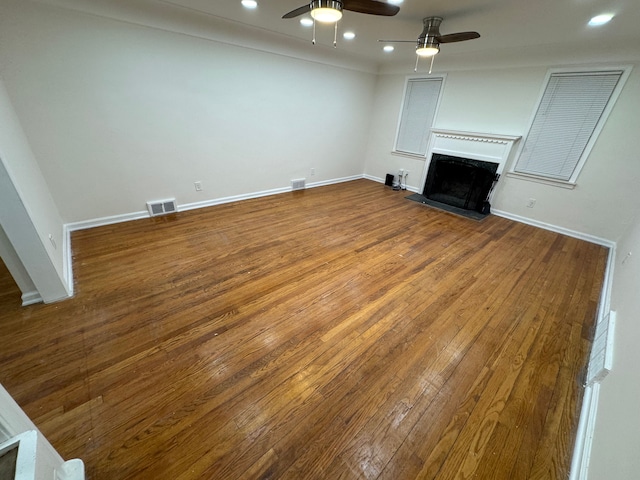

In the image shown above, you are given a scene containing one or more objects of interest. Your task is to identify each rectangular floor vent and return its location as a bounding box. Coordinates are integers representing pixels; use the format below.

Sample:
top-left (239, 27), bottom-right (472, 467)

top-left (146, 198), bottom-right (177, 217)
top-left (291, 178), bottom-right (306, 191)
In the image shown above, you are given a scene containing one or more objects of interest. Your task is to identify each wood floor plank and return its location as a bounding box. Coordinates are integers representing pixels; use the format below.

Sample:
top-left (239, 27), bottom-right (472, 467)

top-left (0, 179), bottom-right (607, 479)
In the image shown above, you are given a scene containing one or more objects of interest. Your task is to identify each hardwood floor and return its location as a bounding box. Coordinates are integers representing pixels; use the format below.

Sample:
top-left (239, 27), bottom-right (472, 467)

top-left (0, 179), bottom-right (608, 479)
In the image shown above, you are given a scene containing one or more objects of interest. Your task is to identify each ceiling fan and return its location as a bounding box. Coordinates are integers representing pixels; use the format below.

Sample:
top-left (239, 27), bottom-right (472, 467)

top-left (283, 0), bottom-right (400, 23)
top-left (379, 17), bottom-right (480, 71)
top-left (283, 0), bottom-right (400, 47)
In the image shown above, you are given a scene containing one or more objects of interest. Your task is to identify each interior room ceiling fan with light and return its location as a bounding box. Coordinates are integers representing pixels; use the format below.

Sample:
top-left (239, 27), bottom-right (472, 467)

top-left (379, 16), bottom-right (480, 72)
top-left (283, 0), bottom-right (400, 47)
top-left (283, 0), bottom-right (400, 22)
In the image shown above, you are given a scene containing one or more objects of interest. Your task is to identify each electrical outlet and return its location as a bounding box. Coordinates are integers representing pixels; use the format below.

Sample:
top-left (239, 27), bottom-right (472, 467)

top-left (527, 198), bottom-right (536, 208)
top-left (398, 168), bottom-right (405, 176)
top-left (194, 181), bottom-right (202, 192)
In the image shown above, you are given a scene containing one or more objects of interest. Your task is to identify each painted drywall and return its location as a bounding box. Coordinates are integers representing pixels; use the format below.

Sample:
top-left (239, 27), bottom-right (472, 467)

top-left (0, 0), bottom-right (376, 223)
top-left (0, 77), bottom-right (69, 303)
top-left (363, 74), bottom-right (427, 188)
top-left (587, 214), bottom-right (640, 478)
top-left (0, 225), bottom-right (37, 300)
top-left (365, 64), bottom-right (640, 242)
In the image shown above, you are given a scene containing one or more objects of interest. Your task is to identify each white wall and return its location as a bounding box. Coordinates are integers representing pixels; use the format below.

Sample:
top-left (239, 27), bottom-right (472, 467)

top-left (365, 64), bottom-right (640, 242)
top-left (587, 214), bottom-right (640, 478)
top-left (0, 225), bottom-right (37, 301)
top-left (0, 0), bottom-right (376, 224)
top-left (0, 77), bottom-right (70, 303)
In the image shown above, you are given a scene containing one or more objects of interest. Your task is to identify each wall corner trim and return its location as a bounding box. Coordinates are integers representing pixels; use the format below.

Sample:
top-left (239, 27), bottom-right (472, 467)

top-left (62, 224), bottom-right (74, 297)
top-left (21, 291), bottom-right (42, 306)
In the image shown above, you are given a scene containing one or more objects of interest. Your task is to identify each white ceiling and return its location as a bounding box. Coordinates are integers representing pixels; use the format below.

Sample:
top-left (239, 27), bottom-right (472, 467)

top-left (155, 0), bottom-right (640, 67)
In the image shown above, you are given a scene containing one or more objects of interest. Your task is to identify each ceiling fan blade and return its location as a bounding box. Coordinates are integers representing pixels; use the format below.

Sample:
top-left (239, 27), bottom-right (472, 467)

top-left (343, 0), bottom-right (400, 16)
top-left (282, 4), bottom-right (312, 19)
top-left (437, 31), bottom-right (480, 43)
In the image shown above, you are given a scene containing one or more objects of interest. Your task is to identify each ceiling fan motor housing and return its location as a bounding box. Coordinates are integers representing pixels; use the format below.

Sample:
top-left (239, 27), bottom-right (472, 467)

top-left (311, 0), bottom-right (343, 13)
top-left (416, 16), bottom-right (442, 55)
top-left (420, 16), bottom-right (443, 42)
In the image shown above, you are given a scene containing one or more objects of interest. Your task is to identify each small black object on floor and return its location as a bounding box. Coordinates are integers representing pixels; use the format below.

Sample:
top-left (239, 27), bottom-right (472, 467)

top-left (405, 193), bottom-right (489, 221)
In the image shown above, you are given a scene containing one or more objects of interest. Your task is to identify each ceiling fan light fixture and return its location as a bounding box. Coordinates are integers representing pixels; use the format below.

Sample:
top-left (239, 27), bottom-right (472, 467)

top-left (416, 46), bottom-right (439, 57)
top-left (310, 0), bottom-right (343, 23)
top-left (416, 38), bottom-right (439, 57)
top-left (416, 40), bottom-right (440, 57)
top-left (311, 8), bottom-right (343, 23)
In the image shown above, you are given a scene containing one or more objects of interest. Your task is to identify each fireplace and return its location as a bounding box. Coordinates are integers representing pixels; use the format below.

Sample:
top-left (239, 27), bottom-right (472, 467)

top-left (407, 130), bottom-right (521, 219)
top-left (423, 154), bottom-right (499, 214)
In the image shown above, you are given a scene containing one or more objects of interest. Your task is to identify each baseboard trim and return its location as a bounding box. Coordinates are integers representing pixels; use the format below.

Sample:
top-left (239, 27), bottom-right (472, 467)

top-left (491, 209), bottom-right (615, 249)
top-left (66, 211), bottom-right (149, 232)
top-left (570, 382), bottom-right (601, 480)
top-left (363, 174), bottom-right (419, 193)
top-left (362, 174), bottom-right (383, 184)
top-left (64, 176), bottom-right (367, 230)
top-left (179, 187), bottom-right (290, 212)
top-left (21, 290), bottom-right (43, 306)
top-left (569, 244), bottom-right (616, 480)
top-left (180, 176), bottom-right (363, 212)
top-left (307, 175), bottom-right (363, 189)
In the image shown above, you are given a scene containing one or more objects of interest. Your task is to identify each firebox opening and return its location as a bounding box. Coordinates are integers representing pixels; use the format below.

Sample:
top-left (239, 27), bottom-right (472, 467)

top-left (423, 154), bottom-right (499, 213)
top-left (406, 153), bottom-right (500, 220)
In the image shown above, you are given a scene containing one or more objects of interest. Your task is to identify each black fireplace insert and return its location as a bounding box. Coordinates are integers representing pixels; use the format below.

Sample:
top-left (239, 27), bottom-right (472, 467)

top-left (423, 154), bottom-right (499, 214)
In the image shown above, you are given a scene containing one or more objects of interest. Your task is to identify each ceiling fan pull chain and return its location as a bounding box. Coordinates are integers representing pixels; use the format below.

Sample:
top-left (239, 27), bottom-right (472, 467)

top-left (414, 55), bottom-right (420, 72)
top-left (312, 19), bottom-right (316, 45)
top-left (429, 55), bottom-right (435, 74)
top-left (334, 21), bottom-right (338, 48)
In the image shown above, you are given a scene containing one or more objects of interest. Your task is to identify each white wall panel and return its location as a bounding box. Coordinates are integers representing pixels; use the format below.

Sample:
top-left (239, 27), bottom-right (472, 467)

top-left (0, 0), bottom-right (376, 223)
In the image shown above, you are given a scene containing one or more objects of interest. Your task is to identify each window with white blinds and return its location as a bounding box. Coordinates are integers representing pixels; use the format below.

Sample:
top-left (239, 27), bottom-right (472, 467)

top-left (514, 71), bottom-right (623, 182)
top-left (394, 77), bottom-right (443, 156)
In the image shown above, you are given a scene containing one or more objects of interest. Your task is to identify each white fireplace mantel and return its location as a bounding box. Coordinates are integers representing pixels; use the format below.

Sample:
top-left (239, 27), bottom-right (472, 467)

top-left (419, 129), bottom-right (522, 197)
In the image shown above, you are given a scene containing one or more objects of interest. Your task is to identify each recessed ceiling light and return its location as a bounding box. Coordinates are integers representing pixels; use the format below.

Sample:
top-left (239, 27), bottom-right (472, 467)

top-left (300, 17), bottom-right (314, 27)
top-left (383, 45), bottom-right (394, 53)
top-left (343, 31), bottom-right (356, 40)
top-left (241, 0), bottom-right (257, 9)
top-left (387, 0), bottom-right (404, 5)
top-left (588, 14), bottom-right (614, 26)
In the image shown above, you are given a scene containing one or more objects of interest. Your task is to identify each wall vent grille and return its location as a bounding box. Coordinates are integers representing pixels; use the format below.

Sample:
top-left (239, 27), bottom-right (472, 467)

top-left (291, 178), bottom-right (306, 191)
top-left (586, 310), bottom-right (616, 385)
top-left (146, 199), bottom-right (177, 217)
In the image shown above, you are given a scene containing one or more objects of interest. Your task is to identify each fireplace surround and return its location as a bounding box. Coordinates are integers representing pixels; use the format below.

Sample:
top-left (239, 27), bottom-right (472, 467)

top-left (413, 130), bottom-right (521, 218)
